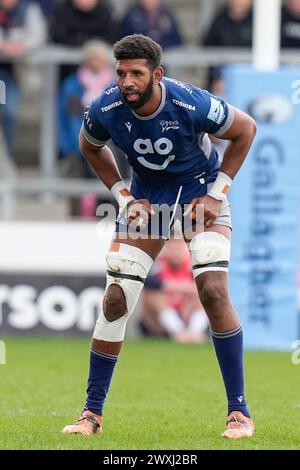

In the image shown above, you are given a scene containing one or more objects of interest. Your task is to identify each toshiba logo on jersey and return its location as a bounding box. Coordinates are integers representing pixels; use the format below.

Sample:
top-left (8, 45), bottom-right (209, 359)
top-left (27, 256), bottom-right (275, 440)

top-left (172, 99), bottom-right (196, 111)
top-left (101, 101), bottom-right (122, 112)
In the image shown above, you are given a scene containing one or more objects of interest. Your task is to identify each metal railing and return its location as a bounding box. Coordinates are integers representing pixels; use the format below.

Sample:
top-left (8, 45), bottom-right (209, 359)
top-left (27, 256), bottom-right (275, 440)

top-left (1, 45), bottom-right (300, 218)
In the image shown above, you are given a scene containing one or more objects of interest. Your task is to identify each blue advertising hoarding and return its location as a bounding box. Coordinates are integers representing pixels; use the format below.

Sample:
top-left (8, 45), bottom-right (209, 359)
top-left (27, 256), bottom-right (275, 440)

top-left (224, 65), bottom-right (300, 349)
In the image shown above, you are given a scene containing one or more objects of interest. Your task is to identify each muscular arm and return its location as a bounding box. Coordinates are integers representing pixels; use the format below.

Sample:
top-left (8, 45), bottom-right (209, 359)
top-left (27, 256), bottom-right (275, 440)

top-left (218, 106), bottom-right (257, 179)
top-left (186, 107), bottom-right (256, 226)
top-left (79, 128), bottom-right (122, 190)
top-left (80, 128), bottom-right (153, 225)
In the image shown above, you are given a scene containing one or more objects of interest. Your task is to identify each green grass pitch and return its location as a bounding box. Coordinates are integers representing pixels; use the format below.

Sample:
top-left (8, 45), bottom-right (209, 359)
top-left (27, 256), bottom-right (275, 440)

top-left (0, 337), bottom-right (299, 450)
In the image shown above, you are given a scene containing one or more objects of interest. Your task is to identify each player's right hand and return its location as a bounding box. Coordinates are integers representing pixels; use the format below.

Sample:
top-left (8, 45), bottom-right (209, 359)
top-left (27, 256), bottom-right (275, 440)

top-left (126, 199), bottom-right (155, 230)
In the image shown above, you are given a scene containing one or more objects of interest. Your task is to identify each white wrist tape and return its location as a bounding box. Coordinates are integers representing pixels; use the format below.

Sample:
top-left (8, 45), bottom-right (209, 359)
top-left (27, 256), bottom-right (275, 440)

top-left (207, 172), bottom-right (232, 201)
top-left (111, 181), bottom-right (135, 212)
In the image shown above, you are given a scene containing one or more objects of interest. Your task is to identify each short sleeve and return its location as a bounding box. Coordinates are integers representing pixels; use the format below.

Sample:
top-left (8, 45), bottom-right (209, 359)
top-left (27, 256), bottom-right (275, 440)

top-left (82, 99), bottom-right (111, 147)
top-left (194, 89), bottom-right (234, 137)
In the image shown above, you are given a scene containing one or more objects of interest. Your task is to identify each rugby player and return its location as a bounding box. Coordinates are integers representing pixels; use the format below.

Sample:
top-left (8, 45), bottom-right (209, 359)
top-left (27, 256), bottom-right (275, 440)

top-left (62, 34), bottom-right (256, 439)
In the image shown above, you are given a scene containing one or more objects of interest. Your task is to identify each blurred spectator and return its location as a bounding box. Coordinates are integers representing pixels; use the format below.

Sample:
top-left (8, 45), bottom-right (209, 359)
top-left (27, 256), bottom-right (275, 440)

top-left (203, 0), bottom-right (253, 94)
top-left (57, 39), bottom-right (114, 173)
top-left (141, 239), bottom-right (209, 343)
top-left (120, 0), bottom-right (183, 50)
top-left (32, 0), bottom-right (55, 17)
top-left (0, 0), bottom-right (46, 158)
top-left (203, 0), bottom-right (253, 48)
top-left (51, 0), bottom-right (118, 47)
top-left (57, 40), bottom-right (114, 217)
top-left (51, 0), bottom-right (118, 80)
top-left (109, 0), bottom-right (127, 21)
top-left (281, 0), bottom-right (300, 48)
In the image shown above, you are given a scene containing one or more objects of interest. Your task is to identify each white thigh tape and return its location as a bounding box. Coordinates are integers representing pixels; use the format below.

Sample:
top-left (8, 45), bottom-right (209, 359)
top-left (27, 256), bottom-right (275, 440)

top-left (189, 231), bottom-right (231, 278)
top-left (93, 244), bottom-right (153, 341)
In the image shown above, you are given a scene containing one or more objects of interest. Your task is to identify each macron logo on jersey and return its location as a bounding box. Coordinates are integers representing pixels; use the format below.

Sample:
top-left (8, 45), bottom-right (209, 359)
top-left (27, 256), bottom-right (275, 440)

top-left (125, 122), bottom-right (132, 133)
top-left (207, 97), bottom-right (226, 125)
top-left (101, 100), bottom-right (122, 113)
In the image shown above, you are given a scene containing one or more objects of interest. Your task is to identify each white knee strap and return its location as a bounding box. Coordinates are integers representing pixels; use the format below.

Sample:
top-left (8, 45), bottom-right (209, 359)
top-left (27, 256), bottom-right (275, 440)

top-left (189, 232), bottom-right (231, 278)
top-left (93, 244), bottom-right (153, 342)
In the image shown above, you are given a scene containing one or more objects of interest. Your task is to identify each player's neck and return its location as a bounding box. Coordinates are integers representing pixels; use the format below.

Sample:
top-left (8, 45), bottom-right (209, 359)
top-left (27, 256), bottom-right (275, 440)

top-left (134, 83), bottom-right (162, 117)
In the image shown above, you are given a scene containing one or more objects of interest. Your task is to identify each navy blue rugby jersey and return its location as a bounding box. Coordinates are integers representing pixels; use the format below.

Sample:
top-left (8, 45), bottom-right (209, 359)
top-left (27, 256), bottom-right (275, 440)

top-left (82, 77), bottom-right (234, 185)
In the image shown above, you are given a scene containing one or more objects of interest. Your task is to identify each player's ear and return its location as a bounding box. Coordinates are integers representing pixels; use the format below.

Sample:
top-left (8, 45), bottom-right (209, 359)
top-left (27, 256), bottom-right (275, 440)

top-left (153, 66), bottom-right (164, 85)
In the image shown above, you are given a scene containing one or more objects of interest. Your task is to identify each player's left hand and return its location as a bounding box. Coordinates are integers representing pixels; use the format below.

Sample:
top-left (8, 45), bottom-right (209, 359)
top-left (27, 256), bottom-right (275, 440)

top-left (184, 195), bottom-right (223, 228)
top-left (126, 198), bottom-right (155, 230)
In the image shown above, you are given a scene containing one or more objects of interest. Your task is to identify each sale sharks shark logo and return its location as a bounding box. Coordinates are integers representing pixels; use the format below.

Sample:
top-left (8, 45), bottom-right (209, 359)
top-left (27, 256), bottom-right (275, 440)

top-left (160, 120), bottom-right (179, 133)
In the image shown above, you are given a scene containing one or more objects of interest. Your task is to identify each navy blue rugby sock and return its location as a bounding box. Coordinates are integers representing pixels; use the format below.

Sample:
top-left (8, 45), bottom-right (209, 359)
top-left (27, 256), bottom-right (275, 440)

top-left (84, 348), bottom-right (118, 416)
top-left (211, 326), bottom-right (250, 418)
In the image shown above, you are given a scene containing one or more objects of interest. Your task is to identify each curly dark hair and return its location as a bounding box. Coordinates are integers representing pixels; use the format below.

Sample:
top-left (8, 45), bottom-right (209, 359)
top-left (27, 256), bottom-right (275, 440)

top-left (113, 34), bottom-right (162, 70)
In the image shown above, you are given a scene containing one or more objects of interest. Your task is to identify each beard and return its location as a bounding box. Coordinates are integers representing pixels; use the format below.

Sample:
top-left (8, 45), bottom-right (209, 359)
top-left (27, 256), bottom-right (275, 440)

top-left (121, 77), bottom-right (154, 110)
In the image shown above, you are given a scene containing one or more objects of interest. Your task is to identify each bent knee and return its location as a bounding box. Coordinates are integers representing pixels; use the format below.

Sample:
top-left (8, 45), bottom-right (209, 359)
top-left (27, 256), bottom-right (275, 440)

top-left (103, 284), bottom-right (127, 322)
top-left (198, 280), bottom-right (229, 307)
